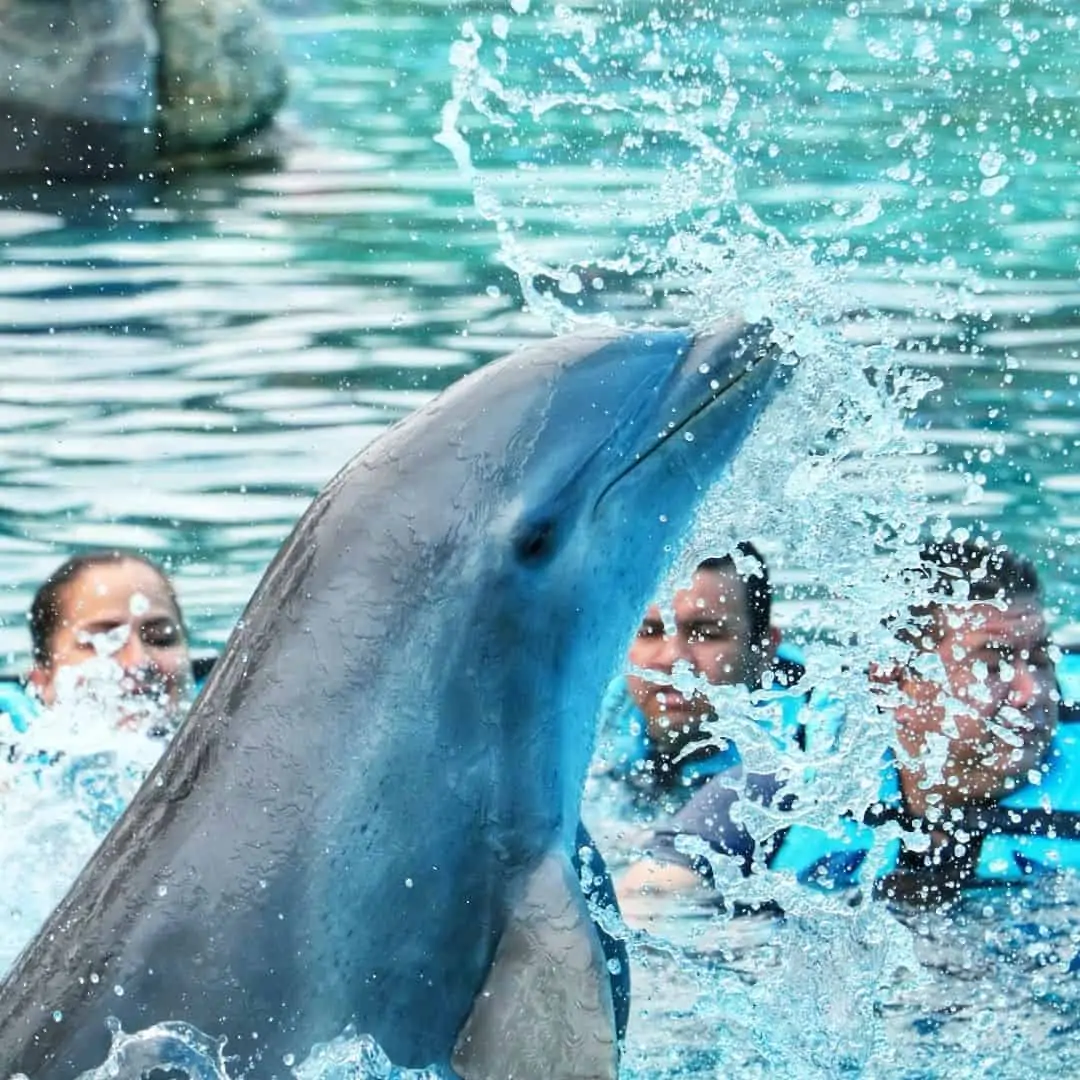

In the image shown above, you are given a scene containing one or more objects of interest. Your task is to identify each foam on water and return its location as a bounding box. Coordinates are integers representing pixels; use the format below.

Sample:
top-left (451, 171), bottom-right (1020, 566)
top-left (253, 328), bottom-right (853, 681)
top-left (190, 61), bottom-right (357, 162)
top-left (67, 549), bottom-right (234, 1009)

top-left (0, 658), bottom-right (181, 974)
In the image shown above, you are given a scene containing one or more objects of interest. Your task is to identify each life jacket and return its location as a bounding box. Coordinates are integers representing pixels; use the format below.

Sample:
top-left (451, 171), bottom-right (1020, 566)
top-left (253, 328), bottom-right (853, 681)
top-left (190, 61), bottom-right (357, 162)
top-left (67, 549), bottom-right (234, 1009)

top-left (768, 649), bottom-right (1080, 891)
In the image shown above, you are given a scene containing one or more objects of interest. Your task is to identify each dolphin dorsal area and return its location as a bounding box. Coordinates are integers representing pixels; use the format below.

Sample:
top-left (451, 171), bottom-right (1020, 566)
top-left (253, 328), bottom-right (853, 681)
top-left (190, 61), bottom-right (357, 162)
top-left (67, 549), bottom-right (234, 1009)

top-left (0, 320), bottom-right (786, 1079)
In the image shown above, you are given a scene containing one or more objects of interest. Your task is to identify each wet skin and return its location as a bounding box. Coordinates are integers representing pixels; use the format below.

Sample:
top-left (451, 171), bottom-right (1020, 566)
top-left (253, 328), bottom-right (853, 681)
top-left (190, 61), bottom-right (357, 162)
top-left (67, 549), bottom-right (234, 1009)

top-left (892, 597), bottom-right (1058, 816)
top-left (626, 566), bottom-right (775, 759)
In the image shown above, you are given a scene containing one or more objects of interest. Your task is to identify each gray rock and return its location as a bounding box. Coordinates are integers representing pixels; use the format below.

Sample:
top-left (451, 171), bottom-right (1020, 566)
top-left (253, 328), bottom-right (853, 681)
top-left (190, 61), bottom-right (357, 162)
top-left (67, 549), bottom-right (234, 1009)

top-left (0, 0), bottom-right (158, 176)
top-left (0, 0), bottom-right (288, 178)
top-left (156, 0), bottom-right (288, 155)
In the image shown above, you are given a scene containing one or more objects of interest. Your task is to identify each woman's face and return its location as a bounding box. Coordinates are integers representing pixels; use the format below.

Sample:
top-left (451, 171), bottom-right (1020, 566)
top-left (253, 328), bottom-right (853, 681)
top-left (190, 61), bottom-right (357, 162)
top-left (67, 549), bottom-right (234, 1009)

top-left (31, 559), bottom-right (192, 718)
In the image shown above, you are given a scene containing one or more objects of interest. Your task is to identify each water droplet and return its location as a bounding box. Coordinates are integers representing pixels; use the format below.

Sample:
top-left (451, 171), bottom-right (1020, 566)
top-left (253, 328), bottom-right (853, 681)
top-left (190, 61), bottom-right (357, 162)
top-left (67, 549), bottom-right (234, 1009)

top-left (683, 431), bottom-right (696, 443)
top-left (978, 150), bottom-right (1006, 177)
top-left (113, 985), bottom-right (124, 997)
top-left (980, 175), bottom-right (1010, 197)
top-left (956, 4), bottom-right (972, 24)
top-left (558, 271), bottom-right (583, 295)
top-left (283, 1053), bottom-right (295, 1067)
top-left (52, 1010), bottom-right (62, 1022)
top-left (405, 877), bottom-right (414, 888)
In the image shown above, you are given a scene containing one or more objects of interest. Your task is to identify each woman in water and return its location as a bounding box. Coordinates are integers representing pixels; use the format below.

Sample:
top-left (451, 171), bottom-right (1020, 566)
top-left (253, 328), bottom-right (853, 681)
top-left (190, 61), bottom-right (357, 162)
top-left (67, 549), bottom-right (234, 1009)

top-left (26, 549), bottom-right (193, 728)
top-left (0, 553), bottom-right (191, 970)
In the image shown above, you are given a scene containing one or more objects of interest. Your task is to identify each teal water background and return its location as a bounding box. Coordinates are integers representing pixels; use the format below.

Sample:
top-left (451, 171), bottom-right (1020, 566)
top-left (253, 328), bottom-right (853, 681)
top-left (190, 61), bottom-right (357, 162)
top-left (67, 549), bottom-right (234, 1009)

top-left (0, 0), bottom-right (1078, 664)
top-left (0, 3), bottom-right (1078, 1076)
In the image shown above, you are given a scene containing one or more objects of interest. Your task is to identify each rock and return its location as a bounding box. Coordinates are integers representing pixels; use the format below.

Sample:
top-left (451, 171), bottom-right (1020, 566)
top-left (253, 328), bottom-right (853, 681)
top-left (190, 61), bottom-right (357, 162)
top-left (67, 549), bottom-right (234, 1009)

top-left (0, 0), bottom-right (159, 177)
top-left (156, 0), bottom-right (289, 156)
top-left (0, 0), bottom-right (289, 178)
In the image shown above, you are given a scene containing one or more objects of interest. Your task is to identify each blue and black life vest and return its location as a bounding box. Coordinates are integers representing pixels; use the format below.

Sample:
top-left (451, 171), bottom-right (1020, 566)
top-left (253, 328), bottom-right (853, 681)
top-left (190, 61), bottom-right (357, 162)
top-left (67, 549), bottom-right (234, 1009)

top-left (768, 649), bottom-right (1080, 893)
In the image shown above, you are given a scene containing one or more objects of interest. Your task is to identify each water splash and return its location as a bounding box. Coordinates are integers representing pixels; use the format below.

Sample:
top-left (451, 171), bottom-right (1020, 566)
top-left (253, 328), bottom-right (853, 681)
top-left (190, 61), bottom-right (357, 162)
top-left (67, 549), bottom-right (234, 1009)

top-left (0, 661), bottom-right (180, 973)
top-left (436, 3), bottom-right (784, 332)
top-left (11, 1020), bottom-right (453, 1080)
top-left (72, 1020), bottom-right (230, 1080)
top-left (431, 4), bottom-right (1075, 1076)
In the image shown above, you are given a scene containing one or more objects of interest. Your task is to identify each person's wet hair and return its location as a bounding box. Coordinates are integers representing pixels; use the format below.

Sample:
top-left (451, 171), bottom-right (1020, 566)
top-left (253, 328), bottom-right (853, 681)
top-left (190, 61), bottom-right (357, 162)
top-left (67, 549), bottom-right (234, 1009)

top-left (899, 536), bottom-right (1041, 646)
top-left (29, 550), bottom-right (186, 668)
top-left (697, 541), bottom-right (771, 655)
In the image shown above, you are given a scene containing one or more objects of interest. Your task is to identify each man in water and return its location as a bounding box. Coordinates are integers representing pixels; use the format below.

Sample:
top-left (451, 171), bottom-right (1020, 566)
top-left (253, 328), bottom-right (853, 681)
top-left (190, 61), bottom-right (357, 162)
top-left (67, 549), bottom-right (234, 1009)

top-left (597, 542), bottom-right (804, 819)
top-left (618, 538), bottom-right (1063, 910)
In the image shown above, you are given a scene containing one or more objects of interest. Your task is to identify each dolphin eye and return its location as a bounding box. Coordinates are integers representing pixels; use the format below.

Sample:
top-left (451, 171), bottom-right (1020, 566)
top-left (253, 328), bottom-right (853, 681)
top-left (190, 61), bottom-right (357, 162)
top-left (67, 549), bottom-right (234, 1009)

top-left (515, 519), bottom-right (557, 564)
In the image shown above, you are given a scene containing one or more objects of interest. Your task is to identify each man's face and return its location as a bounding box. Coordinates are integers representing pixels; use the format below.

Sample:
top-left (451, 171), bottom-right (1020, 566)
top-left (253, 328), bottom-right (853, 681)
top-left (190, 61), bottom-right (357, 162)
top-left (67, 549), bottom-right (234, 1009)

top-left (626, 568), bottom-right (769, 752)
top-left (894, 596), bottom-right (1058, 809)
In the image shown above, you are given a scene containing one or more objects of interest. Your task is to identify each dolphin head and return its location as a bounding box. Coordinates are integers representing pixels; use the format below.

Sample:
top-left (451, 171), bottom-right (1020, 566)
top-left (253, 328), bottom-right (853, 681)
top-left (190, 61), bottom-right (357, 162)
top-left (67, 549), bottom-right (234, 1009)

top-left (363, 320), bottom-right (789, 846)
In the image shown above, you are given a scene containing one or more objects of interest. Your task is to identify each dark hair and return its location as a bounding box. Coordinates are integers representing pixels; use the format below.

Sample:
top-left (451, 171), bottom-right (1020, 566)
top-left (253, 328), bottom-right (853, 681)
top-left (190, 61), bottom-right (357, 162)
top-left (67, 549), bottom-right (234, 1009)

top-left (697, 541), bottom-right (772, 654)
top-left (903, 537), bottom-right (1041, 644)
top-left (29, 550), bottom-right (185, 668)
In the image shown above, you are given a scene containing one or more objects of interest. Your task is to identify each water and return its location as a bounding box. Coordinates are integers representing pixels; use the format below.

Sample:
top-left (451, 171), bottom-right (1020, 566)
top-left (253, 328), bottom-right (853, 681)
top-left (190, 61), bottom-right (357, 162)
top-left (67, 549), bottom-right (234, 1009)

top-left (0, 0), bottom-right (1078, 1076)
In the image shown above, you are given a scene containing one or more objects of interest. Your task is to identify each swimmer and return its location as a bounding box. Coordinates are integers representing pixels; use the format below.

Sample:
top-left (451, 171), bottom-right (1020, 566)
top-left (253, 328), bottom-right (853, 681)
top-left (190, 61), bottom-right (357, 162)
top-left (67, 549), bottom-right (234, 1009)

top-left (26, 550), bottom-right (193, 729)
top-left (599, 543), bottom-right (802, 809)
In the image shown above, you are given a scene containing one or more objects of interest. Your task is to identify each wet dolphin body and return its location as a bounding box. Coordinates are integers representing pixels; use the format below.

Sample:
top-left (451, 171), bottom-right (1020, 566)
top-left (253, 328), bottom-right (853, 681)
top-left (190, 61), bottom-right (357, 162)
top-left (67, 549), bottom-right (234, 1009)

top-left (0, 321), bottom-right (787, 1079)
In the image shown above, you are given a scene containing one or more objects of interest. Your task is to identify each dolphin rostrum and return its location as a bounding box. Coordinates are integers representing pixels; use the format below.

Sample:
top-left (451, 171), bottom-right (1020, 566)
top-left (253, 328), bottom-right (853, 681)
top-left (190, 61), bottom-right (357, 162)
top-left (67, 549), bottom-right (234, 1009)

top-left (0, 320), bottom-right (788, 1079)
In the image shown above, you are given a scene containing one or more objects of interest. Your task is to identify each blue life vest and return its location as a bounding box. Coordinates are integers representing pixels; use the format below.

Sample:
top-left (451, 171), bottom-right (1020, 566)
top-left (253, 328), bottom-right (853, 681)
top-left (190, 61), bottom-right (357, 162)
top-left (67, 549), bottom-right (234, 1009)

top-left (769, 650), bottom-right (1080, 891)
top-left (0, 679), bottom-right (37, 738)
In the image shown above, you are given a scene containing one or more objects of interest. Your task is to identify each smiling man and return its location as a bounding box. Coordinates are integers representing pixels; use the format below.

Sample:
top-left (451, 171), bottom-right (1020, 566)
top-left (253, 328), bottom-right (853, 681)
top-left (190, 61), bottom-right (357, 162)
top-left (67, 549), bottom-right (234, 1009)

top-left (598, 542), bottom-right (804, 813)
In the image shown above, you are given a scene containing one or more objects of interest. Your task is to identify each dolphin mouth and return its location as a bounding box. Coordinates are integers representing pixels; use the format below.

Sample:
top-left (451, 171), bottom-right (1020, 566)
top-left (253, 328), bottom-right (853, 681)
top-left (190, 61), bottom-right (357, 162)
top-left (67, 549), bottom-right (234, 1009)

top-left (593, 320), bottom-right (780, 509)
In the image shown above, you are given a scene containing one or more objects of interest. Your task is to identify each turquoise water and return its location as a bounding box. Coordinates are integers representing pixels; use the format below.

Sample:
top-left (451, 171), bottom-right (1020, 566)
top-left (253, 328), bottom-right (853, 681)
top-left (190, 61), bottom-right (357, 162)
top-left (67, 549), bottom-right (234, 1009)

top-left (1, 0), bottom-right (1079, 1076)
top-left (0, 0), bottom-right (1077, 664)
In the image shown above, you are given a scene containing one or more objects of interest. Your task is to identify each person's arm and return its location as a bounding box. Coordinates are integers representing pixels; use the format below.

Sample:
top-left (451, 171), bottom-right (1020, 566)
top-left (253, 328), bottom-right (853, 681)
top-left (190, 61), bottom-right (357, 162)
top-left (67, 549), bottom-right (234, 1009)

top-left (616, 769), bottom-right (786, 909)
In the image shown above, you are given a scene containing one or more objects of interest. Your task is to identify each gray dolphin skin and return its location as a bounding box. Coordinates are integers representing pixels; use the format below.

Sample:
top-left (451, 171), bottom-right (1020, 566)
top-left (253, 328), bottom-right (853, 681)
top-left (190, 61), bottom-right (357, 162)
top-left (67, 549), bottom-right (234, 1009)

top-left (0, 320), bottom-right (788, 1079)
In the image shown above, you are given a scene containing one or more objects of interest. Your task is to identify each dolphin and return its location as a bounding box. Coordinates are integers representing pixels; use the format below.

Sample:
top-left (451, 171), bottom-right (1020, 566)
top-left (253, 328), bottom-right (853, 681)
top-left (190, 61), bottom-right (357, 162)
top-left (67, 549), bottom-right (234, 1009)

top-left (0, 319), bottom-right (788, 1079)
